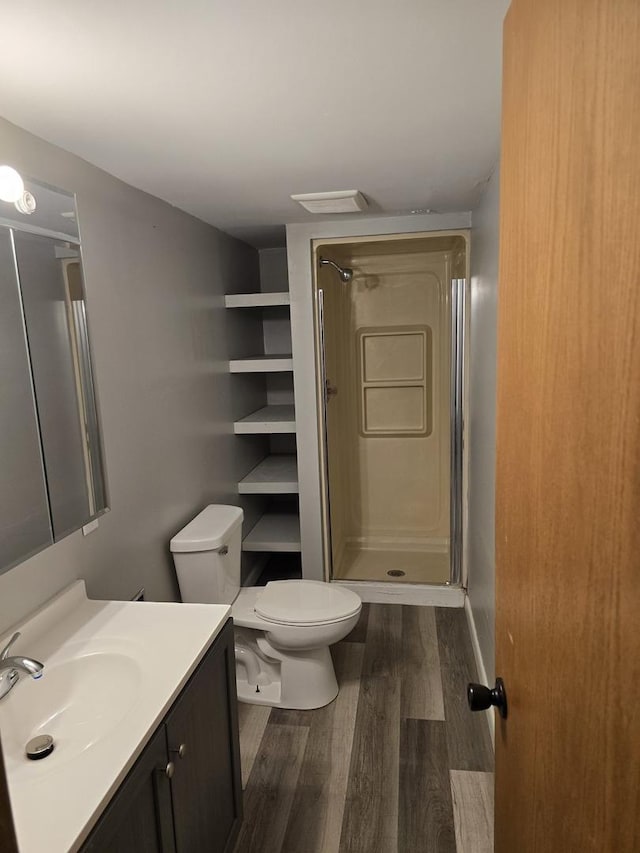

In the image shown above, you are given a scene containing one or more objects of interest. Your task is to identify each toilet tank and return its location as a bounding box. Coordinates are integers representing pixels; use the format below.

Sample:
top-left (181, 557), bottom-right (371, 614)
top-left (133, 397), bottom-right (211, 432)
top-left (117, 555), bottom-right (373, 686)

top-left (170, 505), bottom-right (244, 605)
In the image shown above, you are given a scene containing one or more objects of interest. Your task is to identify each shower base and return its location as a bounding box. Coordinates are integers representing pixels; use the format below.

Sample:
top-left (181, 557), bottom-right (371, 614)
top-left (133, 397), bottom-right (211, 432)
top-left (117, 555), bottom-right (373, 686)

top-left (333, 546), bottom-right (450, 585)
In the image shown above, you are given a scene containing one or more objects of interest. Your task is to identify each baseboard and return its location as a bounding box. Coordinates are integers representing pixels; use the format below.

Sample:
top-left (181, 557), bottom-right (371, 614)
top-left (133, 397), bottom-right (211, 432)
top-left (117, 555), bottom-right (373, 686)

top-left (332, 580), bottom-right (465, 607)
top-left (464, 595), bottom-right (495, 747)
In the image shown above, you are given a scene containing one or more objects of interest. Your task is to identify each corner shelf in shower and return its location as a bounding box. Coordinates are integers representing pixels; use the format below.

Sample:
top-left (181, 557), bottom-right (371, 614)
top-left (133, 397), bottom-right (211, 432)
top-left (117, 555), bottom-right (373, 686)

top-left (233, 404), bottom-right (296, 434)
top-left (229, 354), bottom-right (293, 373)
top-left (225, 291), bottom-right (290, 309)
top-left (242, 512), bottom-right (301, 552)
top-left (238, 455), bottom-right (298, 494)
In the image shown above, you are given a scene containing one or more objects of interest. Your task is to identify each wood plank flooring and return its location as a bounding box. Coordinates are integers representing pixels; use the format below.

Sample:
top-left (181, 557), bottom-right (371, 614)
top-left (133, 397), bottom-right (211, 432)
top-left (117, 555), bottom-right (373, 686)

top-left (234, 604), bottom-right (493, 853)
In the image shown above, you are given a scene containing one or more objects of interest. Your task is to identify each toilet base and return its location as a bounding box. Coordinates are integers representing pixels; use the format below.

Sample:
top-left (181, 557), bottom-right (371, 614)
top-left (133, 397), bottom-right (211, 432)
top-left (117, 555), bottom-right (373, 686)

top-left (234, 639), bottom-right (339, 710)
top-left (236, 677), bottom-right (282, 707)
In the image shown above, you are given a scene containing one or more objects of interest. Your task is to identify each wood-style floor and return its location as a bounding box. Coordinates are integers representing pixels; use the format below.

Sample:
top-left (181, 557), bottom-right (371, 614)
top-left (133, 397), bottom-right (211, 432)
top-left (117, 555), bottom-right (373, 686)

top-left (233, 604), bottom-right (494, 853)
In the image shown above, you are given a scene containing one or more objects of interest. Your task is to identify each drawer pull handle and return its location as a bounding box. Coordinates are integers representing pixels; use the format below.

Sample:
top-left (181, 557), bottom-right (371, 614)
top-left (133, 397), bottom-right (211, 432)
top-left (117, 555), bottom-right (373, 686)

top-left (163, 761), bottom-right (175, 779)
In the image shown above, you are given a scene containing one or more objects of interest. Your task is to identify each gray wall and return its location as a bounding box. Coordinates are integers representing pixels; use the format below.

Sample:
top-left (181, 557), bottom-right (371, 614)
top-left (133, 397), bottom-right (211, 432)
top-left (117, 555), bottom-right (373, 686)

top-left (259, 249), bottom-right (294, 419)
top-left (468, 163), bottom-right (500, 684)
top-left (258, 248), bottom-right (288, 294)
top-left (0, 118), bottom-right (264, 633)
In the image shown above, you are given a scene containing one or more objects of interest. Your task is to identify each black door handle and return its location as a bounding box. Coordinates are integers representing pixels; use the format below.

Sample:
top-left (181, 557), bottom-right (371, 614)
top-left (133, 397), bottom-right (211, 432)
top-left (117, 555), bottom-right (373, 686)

top-left (467, 677), bottom-right (508, 719)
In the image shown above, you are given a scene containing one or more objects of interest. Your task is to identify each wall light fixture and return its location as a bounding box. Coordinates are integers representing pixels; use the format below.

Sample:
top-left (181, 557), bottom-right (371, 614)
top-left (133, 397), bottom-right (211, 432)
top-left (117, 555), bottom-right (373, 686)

top-left (0, 165), bottom-right (25, 203)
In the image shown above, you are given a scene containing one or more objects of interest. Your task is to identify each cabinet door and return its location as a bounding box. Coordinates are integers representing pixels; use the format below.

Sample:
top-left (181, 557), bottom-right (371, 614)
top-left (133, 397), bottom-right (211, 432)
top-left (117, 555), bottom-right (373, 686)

top-left (166, 619), bottom-right (243, 853)
top-left (82, 727), bottom-right (176, 853)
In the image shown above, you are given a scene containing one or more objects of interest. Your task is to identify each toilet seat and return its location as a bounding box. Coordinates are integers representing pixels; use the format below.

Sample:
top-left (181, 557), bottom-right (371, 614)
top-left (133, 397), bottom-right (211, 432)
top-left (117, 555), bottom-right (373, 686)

top-left (254, 580), bottom-right (361, 627)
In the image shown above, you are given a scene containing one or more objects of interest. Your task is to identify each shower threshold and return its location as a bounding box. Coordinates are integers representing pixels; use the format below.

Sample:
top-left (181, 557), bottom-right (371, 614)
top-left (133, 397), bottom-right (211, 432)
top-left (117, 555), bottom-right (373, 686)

top-left (331, 577), bottom-right (465, 607)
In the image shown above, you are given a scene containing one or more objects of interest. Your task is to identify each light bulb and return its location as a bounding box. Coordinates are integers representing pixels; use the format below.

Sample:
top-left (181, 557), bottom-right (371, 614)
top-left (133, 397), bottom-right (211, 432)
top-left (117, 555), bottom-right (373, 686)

top-left (0, 165), bottom-right (25, 203)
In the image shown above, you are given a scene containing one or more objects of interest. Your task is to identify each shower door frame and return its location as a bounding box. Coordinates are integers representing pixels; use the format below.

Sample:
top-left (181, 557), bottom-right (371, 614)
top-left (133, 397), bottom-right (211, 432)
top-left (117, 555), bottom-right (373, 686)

top-left (311, 230), bottom-right (469, 590)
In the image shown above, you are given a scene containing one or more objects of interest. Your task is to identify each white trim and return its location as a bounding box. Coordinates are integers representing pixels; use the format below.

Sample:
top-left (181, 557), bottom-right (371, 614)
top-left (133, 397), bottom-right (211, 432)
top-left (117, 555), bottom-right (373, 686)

top-left (464, 596), bottom-right (495, 746)
top-left (332, 579), bottom-right (465, 607)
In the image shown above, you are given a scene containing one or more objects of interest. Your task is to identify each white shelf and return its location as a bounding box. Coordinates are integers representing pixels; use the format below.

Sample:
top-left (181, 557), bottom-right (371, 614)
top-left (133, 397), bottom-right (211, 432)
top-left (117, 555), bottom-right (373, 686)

top-left (242, 512), bottom-right (301, 552)
top-left (225, 292), bottom-right (290, 309)
top-left (233, 405), bottom-right (296, 434)
top-left (229, 355), bottom-right (293, 373)
top-left (238, 455), bottom-right (298, 494)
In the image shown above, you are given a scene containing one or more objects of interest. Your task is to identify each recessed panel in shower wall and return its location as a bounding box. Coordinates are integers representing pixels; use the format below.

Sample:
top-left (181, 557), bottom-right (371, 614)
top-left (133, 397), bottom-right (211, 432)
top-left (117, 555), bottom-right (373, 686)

top-left (357, 325), bottom-right (432, 437)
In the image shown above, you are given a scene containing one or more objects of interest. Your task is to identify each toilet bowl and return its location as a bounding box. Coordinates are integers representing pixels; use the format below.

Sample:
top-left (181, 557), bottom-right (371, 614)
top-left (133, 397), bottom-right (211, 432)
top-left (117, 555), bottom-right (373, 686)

top-left (170, 504), bottom-right (361, 710)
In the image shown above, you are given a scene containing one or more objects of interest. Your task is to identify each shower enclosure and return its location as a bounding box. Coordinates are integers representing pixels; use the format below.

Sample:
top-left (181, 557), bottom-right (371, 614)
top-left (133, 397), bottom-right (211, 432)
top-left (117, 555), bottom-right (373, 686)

top-left (314, 232), bottom-right (468, 586)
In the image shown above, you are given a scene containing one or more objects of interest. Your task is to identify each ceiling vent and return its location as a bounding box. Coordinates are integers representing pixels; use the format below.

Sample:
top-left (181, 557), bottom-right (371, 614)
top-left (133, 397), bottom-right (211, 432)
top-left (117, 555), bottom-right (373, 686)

top-left (290, 190), bottom-right (368, 214)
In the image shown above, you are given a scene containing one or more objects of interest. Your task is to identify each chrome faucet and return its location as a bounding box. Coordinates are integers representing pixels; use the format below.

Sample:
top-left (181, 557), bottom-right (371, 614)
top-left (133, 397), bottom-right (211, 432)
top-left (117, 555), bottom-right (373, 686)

top-left (0, 632), bottom-right (44, 700)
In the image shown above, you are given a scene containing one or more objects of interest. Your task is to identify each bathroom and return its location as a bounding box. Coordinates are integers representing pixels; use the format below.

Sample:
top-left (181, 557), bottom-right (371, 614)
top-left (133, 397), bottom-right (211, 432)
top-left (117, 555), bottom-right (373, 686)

top-left (0, 1), bottom-right (638, 852)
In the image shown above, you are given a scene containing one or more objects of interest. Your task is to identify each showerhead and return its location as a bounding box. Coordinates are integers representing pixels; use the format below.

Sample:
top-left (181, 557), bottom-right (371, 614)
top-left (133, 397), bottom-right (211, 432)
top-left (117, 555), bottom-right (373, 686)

top-left (319, 256), bottom-right (353, 283)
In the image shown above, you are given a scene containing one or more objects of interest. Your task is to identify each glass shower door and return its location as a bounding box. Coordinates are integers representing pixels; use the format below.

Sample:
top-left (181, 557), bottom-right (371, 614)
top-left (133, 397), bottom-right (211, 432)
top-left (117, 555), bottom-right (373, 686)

top-left (317, 233), bottom-right (466, 586)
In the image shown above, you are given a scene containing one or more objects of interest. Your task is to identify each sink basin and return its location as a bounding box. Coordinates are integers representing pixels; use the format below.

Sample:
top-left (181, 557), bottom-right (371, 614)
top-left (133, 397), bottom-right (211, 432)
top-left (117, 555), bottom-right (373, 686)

top-left (0, 649), bottom-right (142, 781)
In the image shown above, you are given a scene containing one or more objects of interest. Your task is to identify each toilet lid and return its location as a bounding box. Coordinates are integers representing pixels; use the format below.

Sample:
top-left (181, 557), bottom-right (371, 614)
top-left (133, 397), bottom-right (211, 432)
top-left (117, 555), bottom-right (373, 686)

top-left (255, 580), bottom-right (361, 626)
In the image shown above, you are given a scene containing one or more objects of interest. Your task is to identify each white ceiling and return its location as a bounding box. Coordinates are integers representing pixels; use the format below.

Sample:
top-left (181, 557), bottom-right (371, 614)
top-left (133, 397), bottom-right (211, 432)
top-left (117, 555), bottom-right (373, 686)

top-left (0, 1), bottom-right (508, 247)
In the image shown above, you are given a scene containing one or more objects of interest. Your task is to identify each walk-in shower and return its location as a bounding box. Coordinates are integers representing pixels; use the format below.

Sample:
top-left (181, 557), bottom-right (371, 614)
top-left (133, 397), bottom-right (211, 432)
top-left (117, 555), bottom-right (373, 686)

top-left (314, 232), bottom-right (468, 586)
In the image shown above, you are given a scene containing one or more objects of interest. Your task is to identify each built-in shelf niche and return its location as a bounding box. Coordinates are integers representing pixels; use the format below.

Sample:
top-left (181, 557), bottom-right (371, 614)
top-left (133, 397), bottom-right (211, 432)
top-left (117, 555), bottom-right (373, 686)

top-left (238, 455), bottom-right (298, 494)
top-left (242, 511), bottom-right (301, 553)
top-left (233, 404), bottom-right (296, 434)
top-left (225, 291), bottom-right (290, 309)
top-left (228, 248), bottom-right (299, 559)
top-left (229, 355), bottom-right (293, 373)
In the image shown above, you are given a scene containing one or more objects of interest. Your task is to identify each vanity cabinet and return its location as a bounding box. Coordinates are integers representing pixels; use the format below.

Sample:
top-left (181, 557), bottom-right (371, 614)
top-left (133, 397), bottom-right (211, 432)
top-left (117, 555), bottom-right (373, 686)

top-left (82, 619), bottom-right (242, 853)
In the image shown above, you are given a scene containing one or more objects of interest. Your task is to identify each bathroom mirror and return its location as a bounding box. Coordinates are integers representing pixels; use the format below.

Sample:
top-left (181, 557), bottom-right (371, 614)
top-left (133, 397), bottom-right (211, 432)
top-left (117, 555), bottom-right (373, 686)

top-left (0, 175), bottom-right (107, 573)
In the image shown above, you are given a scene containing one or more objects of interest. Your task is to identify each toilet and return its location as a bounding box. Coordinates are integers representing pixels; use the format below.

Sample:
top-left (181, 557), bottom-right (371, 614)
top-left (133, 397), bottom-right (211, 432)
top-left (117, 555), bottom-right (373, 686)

top-left (170, 504), bottom-right (362, 710)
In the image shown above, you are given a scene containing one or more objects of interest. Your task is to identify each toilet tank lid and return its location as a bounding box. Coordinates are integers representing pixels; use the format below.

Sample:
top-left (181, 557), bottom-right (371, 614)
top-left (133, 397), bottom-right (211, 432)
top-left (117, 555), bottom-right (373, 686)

top-left (170, 505), bottom-right (244, 552)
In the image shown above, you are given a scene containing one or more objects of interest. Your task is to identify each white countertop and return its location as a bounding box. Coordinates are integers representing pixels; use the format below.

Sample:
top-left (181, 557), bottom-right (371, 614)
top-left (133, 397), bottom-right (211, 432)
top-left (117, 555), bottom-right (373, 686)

top-left (0, 581), bottom-right (231, 852)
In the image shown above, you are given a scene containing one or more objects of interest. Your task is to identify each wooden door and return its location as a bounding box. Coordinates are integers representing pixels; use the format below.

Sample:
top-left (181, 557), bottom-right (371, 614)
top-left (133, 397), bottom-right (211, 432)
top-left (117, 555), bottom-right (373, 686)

top-left (495, 0), bottom-right (640, 850)
top-left (166, 619), bottom-right (243, 853)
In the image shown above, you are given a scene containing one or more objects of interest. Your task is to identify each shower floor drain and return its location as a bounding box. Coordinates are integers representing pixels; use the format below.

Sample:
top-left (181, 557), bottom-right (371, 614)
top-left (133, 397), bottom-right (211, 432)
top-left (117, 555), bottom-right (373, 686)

top-left (387, 569), bottom-right (406, 577)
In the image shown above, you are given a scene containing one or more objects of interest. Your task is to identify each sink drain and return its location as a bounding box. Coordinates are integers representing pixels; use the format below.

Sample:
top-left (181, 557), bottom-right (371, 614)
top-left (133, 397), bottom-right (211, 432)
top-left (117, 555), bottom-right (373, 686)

top-left (387, 569), bottom-right (406, 577)
top-left (25, 734), bottom-right (55, 760)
